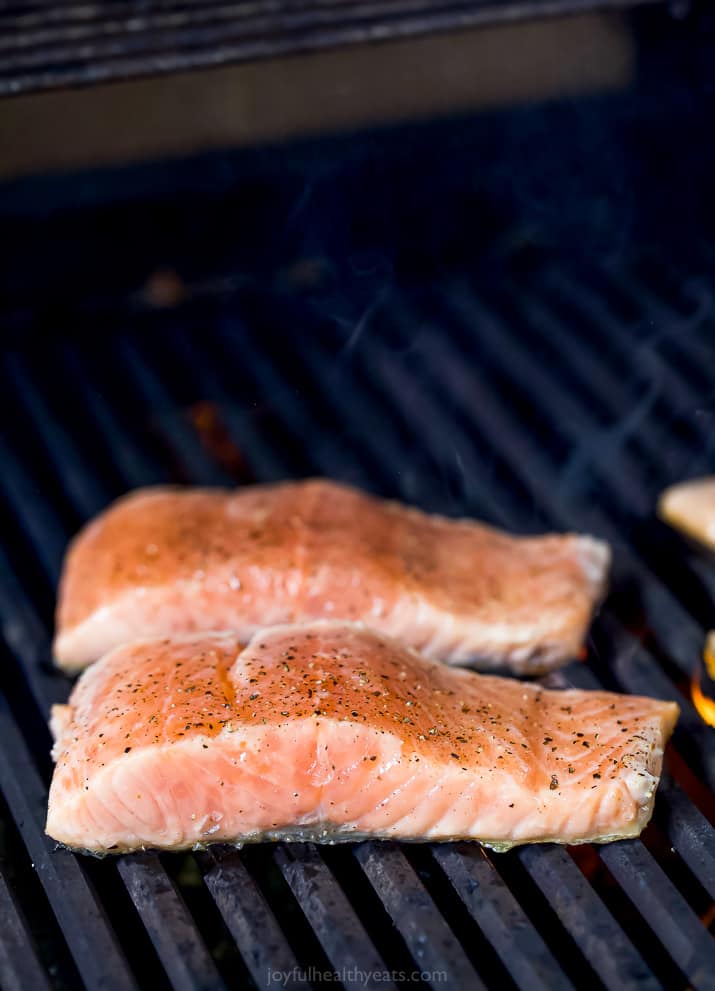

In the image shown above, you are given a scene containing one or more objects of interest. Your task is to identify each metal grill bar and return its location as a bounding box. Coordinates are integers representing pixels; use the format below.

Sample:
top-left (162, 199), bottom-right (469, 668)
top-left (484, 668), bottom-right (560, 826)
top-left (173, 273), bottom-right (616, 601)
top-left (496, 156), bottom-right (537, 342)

top-left (288, 328), bottom-right (713, 980)
top-left (116, 855), bottom-right (226, 991)
top-left (200, 849), bottom-right (311, 991)
top-left (0, 0), bottom-right (663, 96)
top-left (0, 864), bottom-right (53, 991)
top-left (0, 367), bottom-right (244, 988)
top-left (1, 253), bottom-right (714, 990)
top-left (597, 841), bottom-right (715, 990)
top-left (208, 297), bottom-right (715, 985)
top-left (0, 542), bottom-right (226, 988)
top-left (429, 846), bottom-right (574, 991)
top-left (60, 345), bottom-right (164, 496)
top-left (210, 316), bottom-right (680, 988)
top-left (113, 336), bottom-right (233, 487)
top-left (353, 842), bottom-right (485, 990)
top-left (204, 319), bottom-right (686, 990)
top-left (0, 691), bottom-right (138, 990)
top-left (8, 340), bottom-right (426, 989)
top-left (435, 283), bottom-right (708, 675)
top-left (515, 845), bottom-right (663, 991)
top-left (4, 350), bottom-right (110, 520)
top-left (275, 844), bottom-right (398, 991)
top-left (117, 329), bottom-right (504, 988)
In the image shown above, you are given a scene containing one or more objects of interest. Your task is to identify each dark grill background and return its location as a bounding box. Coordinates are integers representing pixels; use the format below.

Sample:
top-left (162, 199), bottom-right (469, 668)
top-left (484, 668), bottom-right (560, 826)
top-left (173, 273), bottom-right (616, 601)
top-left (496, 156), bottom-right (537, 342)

top-left (1, 5), bottom-right (715, 989)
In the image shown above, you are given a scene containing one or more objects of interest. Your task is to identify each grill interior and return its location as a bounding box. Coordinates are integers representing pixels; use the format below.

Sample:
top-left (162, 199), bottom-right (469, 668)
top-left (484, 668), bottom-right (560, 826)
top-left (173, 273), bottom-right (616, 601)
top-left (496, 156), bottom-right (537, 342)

top-left (1, 249), bottom-right (714, 991)
top-left (0, 0), bottom-right (664, 96)
top-left (2, 7), bottom-right (715, 986)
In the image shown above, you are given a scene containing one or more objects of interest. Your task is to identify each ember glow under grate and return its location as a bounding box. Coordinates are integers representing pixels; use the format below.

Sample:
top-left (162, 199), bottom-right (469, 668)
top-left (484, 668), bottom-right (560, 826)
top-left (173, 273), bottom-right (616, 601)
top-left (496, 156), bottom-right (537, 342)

top-left (0, 250), bottom-right (714, 990)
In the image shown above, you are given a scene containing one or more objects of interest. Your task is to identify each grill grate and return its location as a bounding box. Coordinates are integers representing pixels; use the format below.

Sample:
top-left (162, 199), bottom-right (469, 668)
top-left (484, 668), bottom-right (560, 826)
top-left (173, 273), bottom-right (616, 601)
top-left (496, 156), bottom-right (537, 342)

top-left (0, 0), bottom-right (664, 97)
top-left (0, 252), bottom-right (714, 990)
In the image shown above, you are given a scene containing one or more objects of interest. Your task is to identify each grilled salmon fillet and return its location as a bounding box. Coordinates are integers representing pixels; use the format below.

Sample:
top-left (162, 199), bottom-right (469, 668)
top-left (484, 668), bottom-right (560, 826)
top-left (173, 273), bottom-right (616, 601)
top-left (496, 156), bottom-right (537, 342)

top-left (46, 623), bottom-right (677, 854)
top-left (54, 480), bottom-right (610, 675)
top-left (658, 477), bottom-right (715, 550)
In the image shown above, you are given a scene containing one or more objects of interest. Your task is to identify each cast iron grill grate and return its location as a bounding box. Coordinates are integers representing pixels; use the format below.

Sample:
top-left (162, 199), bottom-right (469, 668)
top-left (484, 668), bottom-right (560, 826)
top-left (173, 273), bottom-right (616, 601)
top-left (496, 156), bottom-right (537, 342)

top-left (0, 254), bottom-right (714, 990)
top-left (0, 0), bottom-right (666, 96)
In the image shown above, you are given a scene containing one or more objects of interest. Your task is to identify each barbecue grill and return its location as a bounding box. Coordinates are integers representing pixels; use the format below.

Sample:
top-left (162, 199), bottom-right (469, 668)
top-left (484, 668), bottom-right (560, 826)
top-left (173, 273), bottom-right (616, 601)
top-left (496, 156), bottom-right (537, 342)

top-left (0, 0), bottom-right (666, 96)
top-left (1, 1), bottom-right (714, 989)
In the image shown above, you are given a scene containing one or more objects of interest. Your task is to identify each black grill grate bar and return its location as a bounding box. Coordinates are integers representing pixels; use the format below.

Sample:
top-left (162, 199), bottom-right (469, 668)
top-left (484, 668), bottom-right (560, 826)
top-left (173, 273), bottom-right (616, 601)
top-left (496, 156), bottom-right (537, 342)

top-left (70, 389), bottom-right (322, 991)
top-left (360, 293), bottom-right (697, 672)
top-left (439, 284), bottom-right (680, 518)
top-left (199, 849), bottom-right (311, 991)
top-left (275, 843), bottom-right (399, 991)
top-left (371, 300), bottom-right (715, 985)
top-left (286, 330), bottom-right (707, 986)
top-left (503, 274), bottom-right (715, 544)
top-left (60, 344), bottom-right (166, 497)
top-left (222, 303), bottom-right (715, 820)
top-left (218, 324), bottom-right (390, 494)
top-left (4, 350), bottom-right (108, 521)
top-left (195, 309), bottom-right (629, 991)
top-left (112, 336), bottom-right (234, 488)
top-left (116, 854), bottom-right (226, 991)
top-left (545, 268), bottom-right (715, 396)
top-left (3, 277), bottom-right (714, 991)
top-left (515, 844), bottom-right (664, 991)
top-left (207, 321), bottom-right (376, 491)
top-left (0, 542), bottom-right (71, 708)
top-left (373, 298), bottom-right (715, 788)
top-left (0, 0), bottom-right (661, 96)
top-left (605, 269), bottom-right (715, 363)
top-left (0, 690), bottom-right (139, 991)
top-left (652, 789), bottom-right (715, 903)
top-left (0, 432), bottom-right (67, 587)
top-left (591, 617), bottom-right (715, 798)
top-left (168, 328), bottom-right (289, 482)
top-left (429, 846), bottom-right (575, 991)
top-left (0, 0), bottom-right (550, 54)
top-left (558, 668), bottom-right (715, 989)
top-left (353, 841), bottom-right (487, 991)
top-left (120, 334), bottom-right (482, 987)
top-left (0, 362), bottom-right (250, 990)
top-left (30, 349), bottom-right (316, 990)
top-left (549, 266), bottom-right (715, 381)
top-left (129, 331), bottom-right (593, 991)
top-left (420, 286), bottom-right (706, 679)
top-left (0, 862), bottom-right (53, 991)
top-left (564, 663), bottom-right (715, 902)
top-left (599, 839), bottom-right (715, 991)
top-left (0, 550), bottom-right (229, 991)
top-left (502, 283), bottom-right (701, 468)
top-left (261, 308), bottom-right (715, 983)
top-left (211, 321), bottom-right (663, 991)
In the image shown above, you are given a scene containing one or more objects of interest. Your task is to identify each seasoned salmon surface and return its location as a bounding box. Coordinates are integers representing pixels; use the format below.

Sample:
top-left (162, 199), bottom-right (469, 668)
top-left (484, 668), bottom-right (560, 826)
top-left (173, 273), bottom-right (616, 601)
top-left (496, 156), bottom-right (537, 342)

top-left (54, 480), bottom-right (610, 674)
top-left (46, 623), bottom-right (677, 854)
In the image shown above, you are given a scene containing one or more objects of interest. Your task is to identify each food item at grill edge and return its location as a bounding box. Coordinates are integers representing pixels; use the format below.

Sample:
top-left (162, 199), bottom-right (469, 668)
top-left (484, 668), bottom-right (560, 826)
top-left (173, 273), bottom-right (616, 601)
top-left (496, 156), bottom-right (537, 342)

top-left (54, 479), bottom-right (611, 675)
top-left (46, 622), bottom-right (678, 855)
top-left (658, 476), bottom-right (715, 550)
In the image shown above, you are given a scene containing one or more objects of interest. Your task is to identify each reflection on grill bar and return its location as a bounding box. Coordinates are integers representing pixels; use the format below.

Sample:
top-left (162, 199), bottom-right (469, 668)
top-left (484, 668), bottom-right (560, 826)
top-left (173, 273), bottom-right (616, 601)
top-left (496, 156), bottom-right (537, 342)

top-left (0, 0), bottom-right (658, 96)
top-left (0, 256), bottom-right (713, 989)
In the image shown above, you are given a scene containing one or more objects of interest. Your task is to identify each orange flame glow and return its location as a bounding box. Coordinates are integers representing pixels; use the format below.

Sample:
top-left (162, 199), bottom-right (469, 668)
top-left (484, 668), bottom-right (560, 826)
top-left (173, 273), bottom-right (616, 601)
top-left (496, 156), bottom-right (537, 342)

top-left (692, 633), bottom-right (715, 729)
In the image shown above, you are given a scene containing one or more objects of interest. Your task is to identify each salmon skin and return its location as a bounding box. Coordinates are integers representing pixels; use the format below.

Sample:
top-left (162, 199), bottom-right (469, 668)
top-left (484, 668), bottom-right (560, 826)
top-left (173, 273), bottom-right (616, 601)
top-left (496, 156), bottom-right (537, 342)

top-left (46, 622), bottom-right (677, 855)
top-left (54, 479), bottom-right (610, 675)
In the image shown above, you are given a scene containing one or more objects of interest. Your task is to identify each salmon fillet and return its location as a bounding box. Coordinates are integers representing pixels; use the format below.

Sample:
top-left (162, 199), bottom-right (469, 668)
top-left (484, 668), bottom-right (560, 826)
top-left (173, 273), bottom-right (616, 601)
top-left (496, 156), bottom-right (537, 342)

top-left (658, 476), bottom-right (715, 550)
top-left (46, 623), bottom-right (677, 854)
top-left (54, 480), bottom-right (610, 675)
